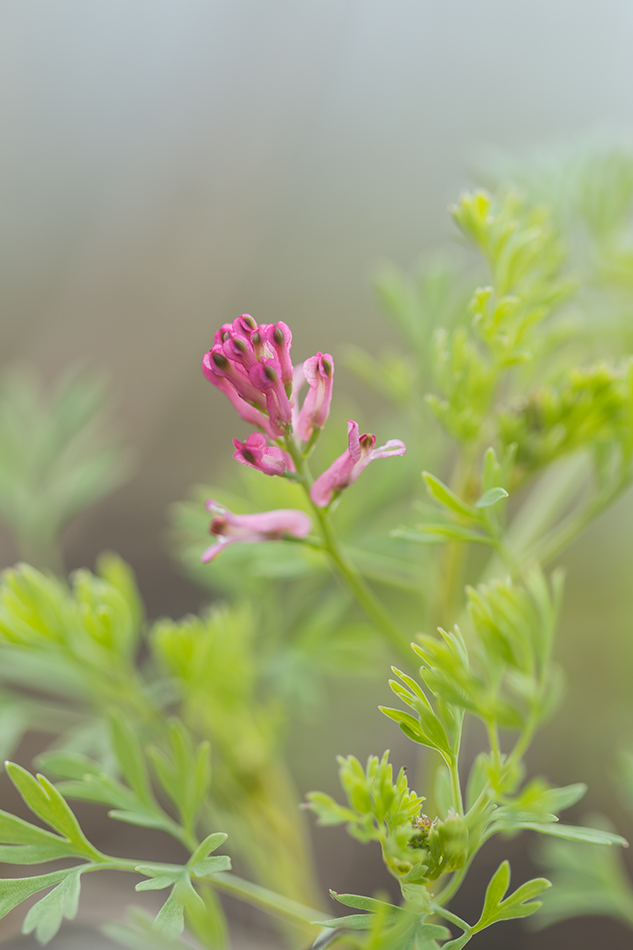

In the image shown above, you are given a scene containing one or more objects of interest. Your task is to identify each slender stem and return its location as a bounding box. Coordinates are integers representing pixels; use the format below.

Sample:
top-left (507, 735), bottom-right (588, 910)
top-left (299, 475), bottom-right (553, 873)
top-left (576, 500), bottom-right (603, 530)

top-left (448, 760), bottom-right (463, 817)
top-left (284, 434), bottom-right (412, 661)
top-left (429, 904), bottom-right (470, 933)
top-left (89, 857), bottom-right (326, 929)
top-left (527, 479), bottom-right (631, 567)
top-left (434, 829), bottom-right (495, 907)
top-left (486, 720), bottom-right (502, 772)
top-left (448, 714), bottom-right (465, 816)
top-left (312, 504), bottom-right (412, 660)
top-left (211, 871), bottom-right (327, 927)
top-left (433, 858), bottom-right (473, 907)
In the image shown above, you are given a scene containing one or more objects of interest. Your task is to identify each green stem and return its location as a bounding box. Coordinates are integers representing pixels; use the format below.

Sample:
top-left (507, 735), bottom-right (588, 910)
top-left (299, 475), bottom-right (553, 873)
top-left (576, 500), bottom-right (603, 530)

top-left (433, 859), bottom-right (472, 907)
top-left (448, 713), bottom-right (465, 816)
top-left (434, 829), bottom-right (495, 907)
top-left (486, 720), bottom-right (502, 772)
top-left (211, 871), bottom-right (327, 927)
top-left (313, 504), bottom-right (412, 660)
top-left (430, 903), bottom-right (472, 950)
top-left (90, 857), bottom-right (325, 929)
top-left (449, 759), bottom-right (464, 818)
top-left (527, 478), bottom-right (631, 567)
top-left (284, 434), bottom-right (412, 662)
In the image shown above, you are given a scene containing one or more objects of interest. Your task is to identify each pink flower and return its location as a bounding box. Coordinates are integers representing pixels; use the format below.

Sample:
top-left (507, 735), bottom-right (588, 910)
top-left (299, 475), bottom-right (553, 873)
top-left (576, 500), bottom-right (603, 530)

top-left (296, 352), bottom-right (334, 443)
top-left (203, 346), bottom-right (264, 409)
top-left (310, 420), bottom-right (406, 507)
top-left (253, 322), bottom-right (294, 391)
top-left (202, 500), bottom-right (313, 562)
top-left (207, 373), bottom-right (281, 441)
top-left (233, 433), bottom-right (293, 476)
top-left (248, 359), bottom-right (292, 432)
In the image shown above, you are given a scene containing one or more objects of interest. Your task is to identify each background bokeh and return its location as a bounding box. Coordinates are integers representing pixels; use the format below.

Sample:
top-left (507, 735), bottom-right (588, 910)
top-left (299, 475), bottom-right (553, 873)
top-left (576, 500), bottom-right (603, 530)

top-left (2, 1), bottom-right (633, 947)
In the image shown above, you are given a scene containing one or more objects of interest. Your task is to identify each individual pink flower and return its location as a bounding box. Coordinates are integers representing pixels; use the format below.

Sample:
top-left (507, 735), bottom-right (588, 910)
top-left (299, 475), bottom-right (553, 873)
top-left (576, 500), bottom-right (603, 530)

top-left (202, 500), bottom-right (313, 562)
top-left (296, 352), bottom-right (334, 443)
top-left (259, 322), bottom-right (294, 391)
top-left (248, 359), bottom-right (292, 431)
top-left (207, 373), bottom-right (281, 440)
top-left (203, 346), bottom-right (264, 408)
top-left (233, 433), bottom-right (293, 476)
top-left (310, 420), bottom-right (406, 507)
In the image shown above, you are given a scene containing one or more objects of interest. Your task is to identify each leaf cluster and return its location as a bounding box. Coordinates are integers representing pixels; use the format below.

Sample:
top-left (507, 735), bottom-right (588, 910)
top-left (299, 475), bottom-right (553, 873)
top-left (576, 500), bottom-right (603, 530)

top-left (0, 366), bottom-right (129, 568)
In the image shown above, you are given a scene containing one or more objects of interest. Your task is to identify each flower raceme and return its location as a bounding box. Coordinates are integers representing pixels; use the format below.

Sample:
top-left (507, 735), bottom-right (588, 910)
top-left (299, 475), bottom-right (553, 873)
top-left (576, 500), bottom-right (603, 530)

top-left (202, 316), bottom-right (406, 557)
top-left (202, 315), bottom-right (333, 448)
top-left (202, 501), bottom-right (313, 561)
top-left (310, 420), bottom-right (407, 507)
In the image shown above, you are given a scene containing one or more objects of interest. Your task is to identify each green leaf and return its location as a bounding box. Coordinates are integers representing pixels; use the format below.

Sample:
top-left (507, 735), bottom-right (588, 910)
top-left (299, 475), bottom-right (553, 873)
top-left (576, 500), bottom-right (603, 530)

top-left (329, 891), bottom-right (404, 914)
top-left (136, 876), bottom-right (183, 892)
top-left (153, 878), bottom-right (205, 939)
top-left (395, 524), bottom-right (493, 545)
top-left (108, 711), bottom-right (154, 808)
top-left (422, 473), bottom-right (479, 521)
top-left (414, 921), bottom-right (452, 949)
top-left (517, 822), bottom-right (628, 846)
top-left (473, 861), bottom-right (551, 932)
top-left (5, 763), bottom-right (96, 857)
top-left (317, 914), bottom-right (377, 930)
top-left (188, 832), bottom-right (228, 867)
top-left (108, 810), bottom-right (176, 831)
top-left (147, 720), bottom-right (211, 833)
top-left (0, 869), bottom-right (70, 919)
top-left (37, 750), bottom-right (104, 783)
top-left (135, 865), bottom-right (183, 893)
top-left (542, 783), bottom-right (587, 813)
top-left (0, 808), bottom-right (86, 864)
top-left (22, 867), bottom-right (82, 944)
top-left (379, 706), bottom-right (451, 757)
top-left (474, 487), bottom-right (509, 508)
top-left (189, 856), bottom-right (231, 878)
top-left (154, 887), bottom-right (186, 937)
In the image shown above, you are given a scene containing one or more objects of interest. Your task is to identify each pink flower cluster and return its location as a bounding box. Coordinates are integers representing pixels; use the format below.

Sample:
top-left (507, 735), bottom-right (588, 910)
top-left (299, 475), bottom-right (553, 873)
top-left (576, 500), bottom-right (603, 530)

top-left (201, 315), bottom-right (406, 560)
top-left (202, 315), bottom-right (333, 458)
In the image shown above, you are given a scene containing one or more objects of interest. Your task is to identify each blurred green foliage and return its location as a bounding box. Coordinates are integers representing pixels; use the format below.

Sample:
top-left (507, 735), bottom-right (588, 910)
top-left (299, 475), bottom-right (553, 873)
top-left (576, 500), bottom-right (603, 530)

top-left (0, 366), bottom-right (129, 571)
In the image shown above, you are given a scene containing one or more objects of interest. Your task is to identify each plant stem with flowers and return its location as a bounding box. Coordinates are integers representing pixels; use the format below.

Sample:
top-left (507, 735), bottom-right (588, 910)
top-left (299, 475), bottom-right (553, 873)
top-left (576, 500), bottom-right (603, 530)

top-left (203, 316), bottom-right (410, 659)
